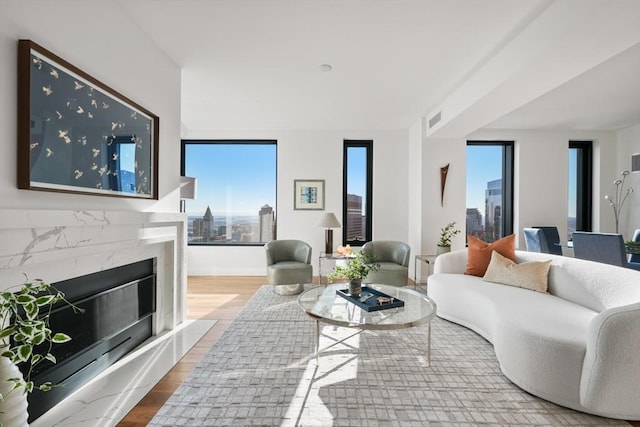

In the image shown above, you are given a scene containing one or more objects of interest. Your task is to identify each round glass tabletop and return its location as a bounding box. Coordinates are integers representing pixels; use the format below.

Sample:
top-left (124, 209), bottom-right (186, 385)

top-left (298, 283), bottom-right (436, 330)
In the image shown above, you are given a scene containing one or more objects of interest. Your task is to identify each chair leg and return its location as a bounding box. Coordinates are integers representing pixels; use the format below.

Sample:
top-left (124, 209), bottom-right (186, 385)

top-left (273, 283), bottom-right (304, 295)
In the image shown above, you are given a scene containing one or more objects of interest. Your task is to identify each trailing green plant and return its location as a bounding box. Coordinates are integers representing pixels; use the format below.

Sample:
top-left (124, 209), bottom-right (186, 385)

top-left (438, 221), bottom-right (461, 247)
top-left (0, 278), bottom-right (83, 399)
top-left (328, 250), bottom-right (380, 282)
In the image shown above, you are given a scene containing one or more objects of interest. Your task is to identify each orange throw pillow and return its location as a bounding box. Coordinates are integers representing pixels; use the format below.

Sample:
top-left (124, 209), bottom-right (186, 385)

top-left (464, 234), bottom-right (516, 277)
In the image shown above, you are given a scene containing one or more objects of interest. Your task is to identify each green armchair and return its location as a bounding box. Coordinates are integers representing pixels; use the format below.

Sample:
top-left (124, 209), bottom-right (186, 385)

top-left (361, 240), bottom-right (410, 286)
top-left (265, 239), bottom-right (312, 295)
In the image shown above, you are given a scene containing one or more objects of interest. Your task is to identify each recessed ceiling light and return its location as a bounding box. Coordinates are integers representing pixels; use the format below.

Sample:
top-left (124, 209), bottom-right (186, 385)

top-left (319, 64), bottom-right (333, 72)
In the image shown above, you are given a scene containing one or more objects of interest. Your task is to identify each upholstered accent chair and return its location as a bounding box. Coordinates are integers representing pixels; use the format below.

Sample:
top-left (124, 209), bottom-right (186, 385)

top-left (361, 240), bottom-right (410, 286)
top-left (572, 232), bottom-right (628, 267)
top-left (265, 240), bottom-right (312, 295)
top-left (523, 226), bottom-right (562, 255)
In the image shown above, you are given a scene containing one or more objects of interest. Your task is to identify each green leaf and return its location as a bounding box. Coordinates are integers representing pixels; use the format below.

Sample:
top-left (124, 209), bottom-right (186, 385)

top-left (18, 325), bottom-right (34, 337)
top-left (0, 325), bottom-right (16, 340)
top-left (1, 350), bottom-right (15, 359)
top-left (16, 344), bottom-right (32, 363)
top-left (45, 353), bottom-right (56, 364)
top-left (24, 381), bottom-right (33, 394)
top-left (52, 333), bottom-right (71, 343)
top-left (35, 295), bottom-right (56, 306)
top-left (25, 302), bottom-right (39, 319)
top-left (32, 332), bottom-right (46, 346)
top-left (15, 294), bottom-right (36, 304)
top-left (31, 354), bottom-right (42, 365)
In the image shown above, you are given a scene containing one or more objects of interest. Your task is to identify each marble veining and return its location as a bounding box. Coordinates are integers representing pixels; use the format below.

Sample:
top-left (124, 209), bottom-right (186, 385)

top-left (0, 208), bottom-right (189, 426)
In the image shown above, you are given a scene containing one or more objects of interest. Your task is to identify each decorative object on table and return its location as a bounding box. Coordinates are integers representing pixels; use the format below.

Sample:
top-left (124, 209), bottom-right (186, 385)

top-left (604, 170), bottom-right (634, 233)
top-left (179, 176), bottom-right (197, 213)
top-left (327, 250), bottom-right (379, 297)
top-left (317, 212), bottom-right (341, 254)
top-left (336, 286), bottom-right (405, 312)
top-left (294, 179), bottom-right (325, 210)
top-left (17, 40), bottom-right (159, 199)
top-left (440, 163), bottom-right (449, 207)
top-left (437, 221), bottom-right (461, 255)
top-left (0, 278), bottom-right (83, 426)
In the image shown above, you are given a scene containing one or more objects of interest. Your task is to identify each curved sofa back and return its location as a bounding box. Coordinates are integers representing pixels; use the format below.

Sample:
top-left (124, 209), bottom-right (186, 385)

top-left (434, 250), bottom-right (640, 312)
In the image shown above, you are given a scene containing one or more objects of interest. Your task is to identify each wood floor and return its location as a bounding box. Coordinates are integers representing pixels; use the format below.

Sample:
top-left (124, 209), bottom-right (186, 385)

top-left (117, 276), bottom-right (638, 427)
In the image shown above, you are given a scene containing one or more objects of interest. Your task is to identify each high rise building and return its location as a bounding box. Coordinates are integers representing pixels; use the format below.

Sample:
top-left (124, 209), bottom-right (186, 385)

top-left (466, 208), bottom-right (483, 238)
top-left (485, 179), bottom-right (502, 242)
top-left (259, 204), bottom-right (275, 242)
top-left (346, 193), bottom-right (363, 241)
top-left (192, 206), bottom-right (215, 242)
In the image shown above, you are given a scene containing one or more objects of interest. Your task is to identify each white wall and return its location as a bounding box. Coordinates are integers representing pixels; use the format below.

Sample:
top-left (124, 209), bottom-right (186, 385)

top-left (616, 123), bottom-right (640, 240)
top-left (421, 136), bottom-right (467, 253)
top-left (423, 128), bottom-right (620, 251)
top-left (0, 0), bottom-right (182, 212)
top-left (184, 129), bottom-right (409, 275)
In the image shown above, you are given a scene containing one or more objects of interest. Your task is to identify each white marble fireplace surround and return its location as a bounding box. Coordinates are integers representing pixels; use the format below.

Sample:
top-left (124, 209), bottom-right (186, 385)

top-left (0, 208), bottom-right (205, 426)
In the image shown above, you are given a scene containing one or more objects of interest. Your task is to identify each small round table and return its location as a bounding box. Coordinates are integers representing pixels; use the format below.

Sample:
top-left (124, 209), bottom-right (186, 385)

top-left (298, 284), bottom-right (437, 365)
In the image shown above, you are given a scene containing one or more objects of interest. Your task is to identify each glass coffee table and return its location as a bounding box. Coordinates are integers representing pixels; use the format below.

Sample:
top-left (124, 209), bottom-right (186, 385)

top-left (298, 283), bottom-right (437, 366)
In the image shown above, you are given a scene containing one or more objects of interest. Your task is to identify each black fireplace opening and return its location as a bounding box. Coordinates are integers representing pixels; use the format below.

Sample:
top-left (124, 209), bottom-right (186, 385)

top-left (21, 259), bottom-right (156, 423)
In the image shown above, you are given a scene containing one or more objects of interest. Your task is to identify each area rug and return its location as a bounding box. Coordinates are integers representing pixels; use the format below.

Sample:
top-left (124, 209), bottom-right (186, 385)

top-left (149, 285), bottom-right (627, 426)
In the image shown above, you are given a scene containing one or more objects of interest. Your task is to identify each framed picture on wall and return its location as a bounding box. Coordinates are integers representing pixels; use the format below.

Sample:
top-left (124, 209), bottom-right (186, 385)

top-left (294, 179), bottom-right (325, 210)
top-left (17, 39), bottom-right (159, 199)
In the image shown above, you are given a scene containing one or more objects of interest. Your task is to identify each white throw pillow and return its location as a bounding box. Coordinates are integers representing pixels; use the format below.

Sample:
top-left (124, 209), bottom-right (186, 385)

top-left (482, 251), bottom-right (552, 293)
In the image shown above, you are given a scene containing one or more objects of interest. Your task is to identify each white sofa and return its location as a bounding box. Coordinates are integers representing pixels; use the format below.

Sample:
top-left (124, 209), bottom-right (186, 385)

top-left (430, 249), bottom-right (640, 420)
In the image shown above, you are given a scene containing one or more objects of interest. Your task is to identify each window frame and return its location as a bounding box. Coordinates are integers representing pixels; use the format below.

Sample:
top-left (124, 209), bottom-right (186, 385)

top-left (466, 140), bottom-right (514, 241)
top-left (342, 140), bottom-right (373, 247)
top-left (569, 141), bottom-right (592, 237)
top-left (181, 139), bottom-right (278, 246)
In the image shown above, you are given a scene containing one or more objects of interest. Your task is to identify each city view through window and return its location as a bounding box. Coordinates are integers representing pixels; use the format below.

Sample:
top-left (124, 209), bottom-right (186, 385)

top-left (466, 144), bottom-right (505, 243)
top-left (182, 141), bottom-right (277, 245)
top-left (346, 146), bottom-right (367, 243)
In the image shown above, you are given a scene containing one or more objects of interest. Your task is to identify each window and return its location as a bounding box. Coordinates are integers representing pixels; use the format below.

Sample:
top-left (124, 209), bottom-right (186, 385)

top-left (343, 140), bottom-right (372, 246)
top-left (568, 141), bottom-right (592, 240)
top-left (466, 141), bottom-right (514, 243)
top-left (181, 140), bottom-right (277, 245)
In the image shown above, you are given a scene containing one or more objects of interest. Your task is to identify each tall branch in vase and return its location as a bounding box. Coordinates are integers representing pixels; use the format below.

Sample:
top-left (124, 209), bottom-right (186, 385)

top-left (604, 170), bottom-right (634, 234)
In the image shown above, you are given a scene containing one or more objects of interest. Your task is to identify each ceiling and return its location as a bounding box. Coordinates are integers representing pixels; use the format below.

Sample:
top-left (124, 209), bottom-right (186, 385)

top-left (119, 0), bottom-right (640, 133)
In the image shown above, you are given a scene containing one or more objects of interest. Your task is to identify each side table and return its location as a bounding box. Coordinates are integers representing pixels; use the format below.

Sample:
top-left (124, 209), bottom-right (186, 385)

top-left (318, 252), bottom-right (356, 285)
top-left (414, 254), bottom-right (437, 294)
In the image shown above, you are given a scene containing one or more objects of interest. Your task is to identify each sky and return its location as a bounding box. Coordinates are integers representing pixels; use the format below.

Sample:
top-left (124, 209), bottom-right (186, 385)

top-left (184, 143), bottom-right (276, 217)
top-left (466, 145), bottom-right (502, 212)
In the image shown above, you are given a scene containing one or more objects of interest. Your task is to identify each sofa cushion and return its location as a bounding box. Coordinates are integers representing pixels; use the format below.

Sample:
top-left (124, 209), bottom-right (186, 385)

top-left (464, 234), bottom-right (515, 277)
top-left (483, 251), bottom-right (552, 293)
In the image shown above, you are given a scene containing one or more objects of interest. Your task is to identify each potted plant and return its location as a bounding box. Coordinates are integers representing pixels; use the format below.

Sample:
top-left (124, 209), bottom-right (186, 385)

top-left (437, 222), bottom-right (461, 255)
top-left (328, 250), bottom-right (380, 296)
top-left (0, 278), bottom-right (82, 426)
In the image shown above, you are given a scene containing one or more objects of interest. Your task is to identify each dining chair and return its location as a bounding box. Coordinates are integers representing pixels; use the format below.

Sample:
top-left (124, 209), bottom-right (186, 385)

top-left (571, 232), bottom-right (627, 267)
top-left (523, 226), bottom-right (562, 255)
top-left (628, 229), bottom-right (640, 270)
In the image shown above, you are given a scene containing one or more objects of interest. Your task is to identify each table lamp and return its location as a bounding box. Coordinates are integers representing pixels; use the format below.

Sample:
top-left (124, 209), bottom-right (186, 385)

top-left (179, 176), bottom-right (197, 212)
top-left (318, 212), bottom-right (341, 255)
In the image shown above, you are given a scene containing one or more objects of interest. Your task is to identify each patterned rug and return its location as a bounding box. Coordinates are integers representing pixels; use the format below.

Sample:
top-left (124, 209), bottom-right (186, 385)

top-left (149, 285), bottom-right (628, 426)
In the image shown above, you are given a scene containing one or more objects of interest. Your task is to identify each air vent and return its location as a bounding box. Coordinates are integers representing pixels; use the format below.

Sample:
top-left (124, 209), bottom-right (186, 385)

top-left (632, 153), bottom-right (640, 173)
top-left (428, 111), bottom-right (442, 129)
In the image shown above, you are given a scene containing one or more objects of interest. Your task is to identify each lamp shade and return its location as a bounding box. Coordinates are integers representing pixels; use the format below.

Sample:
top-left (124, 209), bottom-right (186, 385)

top-left (318, 212), bottom-right (341, 228)
top-left (180, 176), bottom-right (197, 200)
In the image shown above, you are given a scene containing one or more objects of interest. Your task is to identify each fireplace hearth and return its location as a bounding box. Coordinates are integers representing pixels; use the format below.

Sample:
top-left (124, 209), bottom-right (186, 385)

top-left (24, 259), bottom-right (156, 422)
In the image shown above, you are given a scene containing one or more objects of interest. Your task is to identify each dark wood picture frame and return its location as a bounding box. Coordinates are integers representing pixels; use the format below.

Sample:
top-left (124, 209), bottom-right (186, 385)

top-left (17, 40), bottom-right (159, 199)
